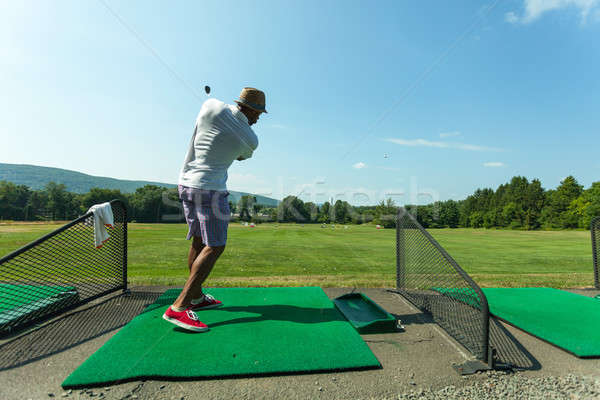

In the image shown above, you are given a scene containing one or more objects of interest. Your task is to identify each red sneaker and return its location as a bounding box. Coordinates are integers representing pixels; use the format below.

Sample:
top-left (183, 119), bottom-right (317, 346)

top-left (162, 307), bottom-right (209, 332)
top-left (190, 294), bottom-right (223, 311)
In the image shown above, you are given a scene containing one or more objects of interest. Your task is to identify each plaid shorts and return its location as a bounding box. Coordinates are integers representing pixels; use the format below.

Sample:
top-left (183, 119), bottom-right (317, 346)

top-left (178, 185), bottom-right (230, 247)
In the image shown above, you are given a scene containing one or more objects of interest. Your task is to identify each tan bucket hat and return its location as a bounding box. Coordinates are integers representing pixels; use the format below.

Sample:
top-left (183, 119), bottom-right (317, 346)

top-left (235, 87), bottom-right (268, 113)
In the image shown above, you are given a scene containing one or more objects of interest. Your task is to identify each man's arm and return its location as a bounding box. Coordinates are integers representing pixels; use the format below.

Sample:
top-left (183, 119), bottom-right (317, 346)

top-left (237, 148), bottom-right (254, 161)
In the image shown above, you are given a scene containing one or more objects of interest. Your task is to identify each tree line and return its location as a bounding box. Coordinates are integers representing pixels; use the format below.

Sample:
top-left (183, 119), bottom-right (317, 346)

top-left (0, 181), bottom-right (181, 223)
top-left (0, 175), bottom-right (599, 229)
top-left (234, 175), bottom-right (600, 230)
top-left (454, 175), bottom-right (598, 230)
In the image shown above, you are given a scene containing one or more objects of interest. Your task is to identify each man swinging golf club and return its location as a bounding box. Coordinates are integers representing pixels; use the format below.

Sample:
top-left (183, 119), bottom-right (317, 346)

top-left (163, 87), bottom-right (267, 332)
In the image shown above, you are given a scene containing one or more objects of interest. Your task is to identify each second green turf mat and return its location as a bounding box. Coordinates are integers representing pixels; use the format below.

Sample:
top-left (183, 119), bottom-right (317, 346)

top-left (0, 284), bottom-right (79, 333)
top-left (482, 288), bottom-right (600, 357)
top-left (62, 287), bottom-right (381, 388)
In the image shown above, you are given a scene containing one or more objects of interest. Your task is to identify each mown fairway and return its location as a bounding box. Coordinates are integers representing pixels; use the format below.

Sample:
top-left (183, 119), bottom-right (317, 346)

top-left (0, 223), bottom-right (595, 288)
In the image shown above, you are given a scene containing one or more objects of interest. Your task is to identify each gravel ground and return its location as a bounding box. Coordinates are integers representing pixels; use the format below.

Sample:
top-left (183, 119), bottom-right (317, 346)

top-left (40, 372), bottom-right (600, 399)
top-left (397, 372), bottom-right (600, 400)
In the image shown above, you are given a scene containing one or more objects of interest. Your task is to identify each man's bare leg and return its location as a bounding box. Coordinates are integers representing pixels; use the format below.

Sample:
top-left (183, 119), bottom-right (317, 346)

top-left (186, 236), bottom-right (207, 300)
top-left (188, 236), bottom-right (205, 271)
top-left (172, 243), bottom-right (225, 309)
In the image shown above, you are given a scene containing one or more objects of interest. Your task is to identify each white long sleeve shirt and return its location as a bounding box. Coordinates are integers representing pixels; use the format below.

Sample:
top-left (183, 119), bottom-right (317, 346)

top-left (178, 99), bottom-right (259, 191)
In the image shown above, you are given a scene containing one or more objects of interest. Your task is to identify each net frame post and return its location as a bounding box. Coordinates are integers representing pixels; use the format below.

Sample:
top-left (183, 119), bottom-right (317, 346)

top-left (592, 217), bottom-right (600, 290)
top-left (396, 210), bottom-right (405, 289)
top-left (395, 207), bottom-right (491, 367)
top-left (114, 199), bottom-right (129, 294)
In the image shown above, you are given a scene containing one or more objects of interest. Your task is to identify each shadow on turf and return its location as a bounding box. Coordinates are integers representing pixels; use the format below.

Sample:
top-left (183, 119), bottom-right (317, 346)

top-left (206, 305), bottom-right (346, 327)
top-left (0, 291), bottom-right (160, 371)
top-left (140, 291), bottom-right (349, 327)
top-left (169, 306), bottom-right (347, 333)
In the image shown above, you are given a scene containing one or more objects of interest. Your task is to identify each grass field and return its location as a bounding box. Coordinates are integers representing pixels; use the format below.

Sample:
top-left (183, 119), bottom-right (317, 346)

top-left (0, 222), bottom-right (595, 288)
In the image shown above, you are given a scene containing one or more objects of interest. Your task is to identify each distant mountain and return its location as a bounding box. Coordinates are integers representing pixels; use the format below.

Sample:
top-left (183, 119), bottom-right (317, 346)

top-left (0, 163), bottom-right (279, 206)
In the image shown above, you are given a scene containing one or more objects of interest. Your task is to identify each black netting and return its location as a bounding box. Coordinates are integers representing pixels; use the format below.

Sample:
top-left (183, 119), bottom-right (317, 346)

top-left (394, 207), bottom-right (490, 361)
top-left (593, 217), bottom-right (600, 289)
top-left (0, 290), bottom-right (159, 371)
top-left (0, 200), bottom-right (127, 336)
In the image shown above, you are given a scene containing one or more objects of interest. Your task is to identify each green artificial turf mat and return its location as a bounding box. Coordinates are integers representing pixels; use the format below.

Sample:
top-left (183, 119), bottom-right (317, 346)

top-left (482, 288), bottom-right (600, 357)
top-left (0, 284), bottom-right (78, 313)
top-left (62, 287), bottom-right (381, 388)
top-left (432, 287), bottom-right (482, 308)
top-left (0, 284), bottom-right (79, 330)
top-left (433, 287), bottom-right (600, 357)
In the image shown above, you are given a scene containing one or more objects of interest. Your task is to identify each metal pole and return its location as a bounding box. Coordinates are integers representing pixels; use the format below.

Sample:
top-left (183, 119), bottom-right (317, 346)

top-left (396, 209), bottom-right (405, 290)
top-left (109, 199), bottom-right (128, 292)
top-left (592, 217), bottom-right (599, 289)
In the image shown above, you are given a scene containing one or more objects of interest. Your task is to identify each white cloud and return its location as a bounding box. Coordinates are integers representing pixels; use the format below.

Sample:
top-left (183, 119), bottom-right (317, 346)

top-left (505, 11), bottom-right (519, 23)
top-left (385, 138), bottom-right (501, 152)
top-left (483, 162), bottom-right (505, 167)
top-left (353, 162), bottom-right (367, 169)
top-left (507, 0), bottom-right (600, 24)
top-left (439, 131), bottom-right (462, 138)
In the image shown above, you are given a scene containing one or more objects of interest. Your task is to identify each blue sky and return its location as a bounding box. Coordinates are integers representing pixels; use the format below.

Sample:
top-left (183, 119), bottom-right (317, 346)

top-left (1, 0), bottom-right (599, 205)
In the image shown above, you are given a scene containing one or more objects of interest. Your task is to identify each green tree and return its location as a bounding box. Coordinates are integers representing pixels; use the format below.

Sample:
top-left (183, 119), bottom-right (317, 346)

top-left (81, 187), bottom-right (128, 211)
top-left (415, 204), bottom-right (435, 228)
top-left (318, 202), bottom-right (331, 223)
top-left (568, 196), bottom-right (590, 229)
top-left (460, 188), bottom-right (494, 227)
top-left (0, 181), bottom-right (31, 220)
top-left (469, 211), bottom-right (484, 228)
top-left (373, 198), bottom-right (397, 228)
top-left (585, 182), bottom-right (600, 226)
top-left (303, 202), bottom-right (319, 222)
top-left (483, 210), bottom-right (497, 229)
top-left (265, 207), bottom-right (278, 222)
top-left (277, 196), bottom-right (308, 222)
top-left (502, 202), bottom-right (523, 229)
top-left (542, 176), bottom-right (583, 228)
top-left (333, 200), bottom-right (349, 224)
top-left (440, 200), bottom-right (460, 228)
top-left (44, 182), bottom-right (78, 220)
top-left (25, 190), bottom-right (49, 221)
top-left (523, 179), bottom-right (545, 229)
top-left (238, 195), bottom-right (256, 222)
top-left (568, 181), bottom-right (600, 228)
top-left (129, 185), bottom-right (168, 222)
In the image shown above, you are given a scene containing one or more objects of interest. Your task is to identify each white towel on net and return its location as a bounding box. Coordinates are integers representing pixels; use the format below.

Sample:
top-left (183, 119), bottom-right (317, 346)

top-left (87, 202), bottom-right (114, 248)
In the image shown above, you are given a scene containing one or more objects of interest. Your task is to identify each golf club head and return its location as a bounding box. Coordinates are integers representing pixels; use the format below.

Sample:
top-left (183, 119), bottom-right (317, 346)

top-left (204, 86), bottom-right (211, 95)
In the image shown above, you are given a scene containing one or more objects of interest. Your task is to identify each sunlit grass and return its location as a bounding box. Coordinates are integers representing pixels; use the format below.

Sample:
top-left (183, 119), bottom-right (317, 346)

top-left (1, 222), bottom-right (595, 288)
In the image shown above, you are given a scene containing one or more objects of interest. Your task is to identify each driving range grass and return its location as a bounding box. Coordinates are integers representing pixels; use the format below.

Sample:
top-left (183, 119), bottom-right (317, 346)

top-left (0, 222), bottom-right (595, 288)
